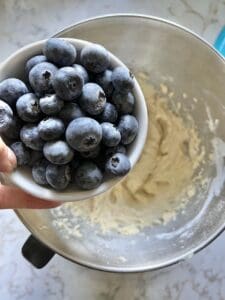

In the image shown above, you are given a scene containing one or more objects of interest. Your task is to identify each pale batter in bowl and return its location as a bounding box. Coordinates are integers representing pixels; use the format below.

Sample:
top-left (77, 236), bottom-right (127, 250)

top-left (52, 75), bottom-right (206, 236)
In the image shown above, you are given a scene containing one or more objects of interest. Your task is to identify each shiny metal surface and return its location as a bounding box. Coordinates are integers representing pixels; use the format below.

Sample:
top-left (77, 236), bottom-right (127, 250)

top-left (16, 15), bottom-right (225, 272)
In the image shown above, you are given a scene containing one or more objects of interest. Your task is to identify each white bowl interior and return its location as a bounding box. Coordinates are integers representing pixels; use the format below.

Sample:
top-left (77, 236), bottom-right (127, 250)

top-left (0, 38), bottom-right (148, 201)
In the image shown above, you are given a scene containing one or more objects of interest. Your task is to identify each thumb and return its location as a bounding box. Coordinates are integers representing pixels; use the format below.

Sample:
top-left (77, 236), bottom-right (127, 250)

top-left (0, 137), bottom-right (17, 173)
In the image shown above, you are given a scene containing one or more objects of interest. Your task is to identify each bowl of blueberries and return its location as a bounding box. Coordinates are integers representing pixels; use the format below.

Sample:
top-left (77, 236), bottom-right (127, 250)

top-left (0, 38), bottom-right (148, 201)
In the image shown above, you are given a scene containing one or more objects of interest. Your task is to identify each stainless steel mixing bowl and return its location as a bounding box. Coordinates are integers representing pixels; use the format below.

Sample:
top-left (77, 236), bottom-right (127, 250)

top-left (16, 15), bottom-right (225, 272)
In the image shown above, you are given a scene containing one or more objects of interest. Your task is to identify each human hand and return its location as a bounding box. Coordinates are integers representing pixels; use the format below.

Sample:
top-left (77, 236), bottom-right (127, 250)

top-left (0, 137), bottom-right (60, 209)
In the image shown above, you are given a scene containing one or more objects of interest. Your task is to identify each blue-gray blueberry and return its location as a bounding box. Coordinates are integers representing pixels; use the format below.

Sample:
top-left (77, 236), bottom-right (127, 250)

top-left (46, 164), bottom-right (71, 190)
top-left (117, 115), bottom-right (138, 145)
top-left (80, 44), bottom-right (110, 73)
top-left (20, 124), bottom-right (44, 151)
top-left (10, 141), bottom-right (30, 166)
top-left (44, 38), bottom-right (76, 67)
top-left (38, 117), bottom-right (65, 141)
top-left (0, 78), bottom-right (28, 107)
top-left (79, 83), bottom-right (106, 115)
top-left (43, 140), bottom-right (74, 165)
top-left (75, 161), bottom-right (103, 190)
top-left (105, 153), bottom-right (131, 176)
top-left (53, 67), bottom-right (83, 101)
top-left (66, 117), bottom-right (102, 152)
top-left (16, 93), bottom-right (41, 122)
top-left (39, 94), bottom-right (64, 115)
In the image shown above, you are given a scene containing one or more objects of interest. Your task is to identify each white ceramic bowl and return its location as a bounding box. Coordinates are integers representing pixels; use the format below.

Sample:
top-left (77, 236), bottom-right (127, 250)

top-left (0, 38), bottom-right (148, 201)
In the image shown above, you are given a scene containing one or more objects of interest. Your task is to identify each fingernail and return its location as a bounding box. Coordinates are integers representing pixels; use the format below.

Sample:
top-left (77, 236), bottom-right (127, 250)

top-left (7, 148), bottom-right (17, 170)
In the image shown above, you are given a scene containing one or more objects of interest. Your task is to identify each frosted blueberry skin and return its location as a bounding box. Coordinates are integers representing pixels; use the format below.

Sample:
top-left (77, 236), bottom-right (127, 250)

top-left (29, 62), bottom-right (58, 96)
top-left (3, 116), bottom-right (23, 140)
top-left (39, 94), bottom-right (64, 115)
top-left (117, 115), bottom-right (138, 145)
top-left (98, 102), bottom-right (118, 124)
top-left (46, 164), bottom-right (71, 190)
top-left (0, 100), bottom-right (13, 133)
top-left (95, 69), bottom-right (113, 97)
top-left (59, 102), bottom-right (84, 124)
top-left (16, 93), bottom-right (42, 122)
top-left (104, 145), bottom-right (126, 159)
top-left (38, 117), bottom-right (65, 141)
top-left (80, 44), bottom-right (110, 73)
top-left (74, 161), bottom-right (103, 190)
top-left (79, 83), bottom-right (106, 116)
top-left (53, 67), bottom-right (84, 101)
top-left (20, 124), bottom-right (44, 151)
top-left (10, 141), bottom-right (30, 166)
top-left (112, 66), bottom-right (134, 93)
top-left (111, 91), bottom-right (135, 114)
top-left (0, 78), bottom-right (28, 107)
top-left (43, 38), bottom-right (77, 67)
top-left (101, 122), bottom-right (121, 147)
top-left (72, 64), bottom-right (89, 83)
top-left (25, 55), bottom-right (47, 75)
top-left (43, 140), bottom-right (74, 165)
top-left (66, 117), bottom-right (102, 152)
top-left (32, 159), bottom-right (49, 185)
top-left (105, 153), bottom-right (131, 176)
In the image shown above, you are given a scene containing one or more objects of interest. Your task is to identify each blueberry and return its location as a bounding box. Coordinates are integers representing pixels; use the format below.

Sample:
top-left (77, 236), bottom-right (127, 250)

top-left (98, 102), bottom-right (118, 123)
top-left (112, 66), bottom-right (134, 93)
top-left (105, 153), bottom-right (131, 176)
top-left (3, 116), bottom-right (22, 140)
top-left (32, 159), bottom-right (49, 185)
top-left (70, 156), bottom-right (81, 183)
top-left (0, 100), bottom-right (13, 133)
top-left (66, 117), bottom-right (102, 152)
top-left (94, 152), bottom-right (106, 171)
top-left (38, 117), bottom-right (65, 141)
top-left (46, 164), bottom-right (71, 190)
top-left (101, 122), bottom-right (121, 147)
top-left (29, 62), bottom-right (58, 96)
top-left (59, 102), bottom-right (84, 124)
top-left (0, 78), bottom-right (28, 107)
top-left (75, 162), bottom-right (103, 190)
top-left (43, 38), bottom-right (76, 67)
top-left (39, 94), bottom-right (64, 115)
top-left (70, 156), bottom-right (81, 170)
top-left (80, 44), bottom-right (110, 73)
top-left (111, 91), bottom-right (135, 114)
top-left (81, 144), bottom-right (100, 159)
top-left (105, 144), bottom-right (126, 158)
top-left (10, 141), bottom-right (30, 166)
top-left (43, 140), bottom-right (74, 165)
top-left (95, 69), bottom-right (113, 97)
top-left (79, 83), bottom-right (106, 115)
top-left (20, 124), bottom-right (44, 151)
top-left (117, 115), bottom-right (138, 145)
top-left (72, 64), bottom-right (89, 83)
top-left (16, 93), bottom-right (41, 122)
top-left (28, 150), bottom-right (43, 167)
top-left (25, 55), bottom-right (47, 75)
top-left (53, 67), bottom-right (83, 101)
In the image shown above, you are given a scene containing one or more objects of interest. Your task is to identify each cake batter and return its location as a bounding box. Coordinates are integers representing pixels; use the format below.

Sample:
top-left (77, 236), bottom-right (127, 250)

top-left (52, 77), bottom-right (205, 235)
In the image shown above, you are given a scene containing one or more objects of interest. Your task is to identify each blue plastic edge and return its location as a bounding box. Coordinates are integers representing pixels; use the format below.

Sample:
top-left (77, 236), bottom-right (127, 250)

top-left (214, 26), bottom-right (225, 57)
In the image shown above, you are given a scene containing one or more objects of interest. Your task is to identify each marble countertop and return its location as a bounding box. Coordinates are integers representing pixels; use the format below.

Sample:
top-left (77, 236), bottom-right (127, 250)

top-left (0, 0), bottom-right (225, 299)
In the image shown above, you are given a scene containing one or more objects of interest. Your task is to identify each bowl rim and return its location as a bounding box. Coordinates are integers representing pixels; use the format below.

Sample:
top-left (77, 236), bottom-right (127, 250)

top-left (2, 37), bottom-right (148, 202)
top-left (15, 14), bottom-right (225, 273)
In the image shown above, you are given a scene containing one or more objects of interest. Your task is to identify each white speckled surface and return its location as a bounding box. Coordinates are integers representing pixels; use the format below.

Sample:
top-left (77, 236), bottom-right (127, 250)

top-left (0, 1), bottom-right (225, 299)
